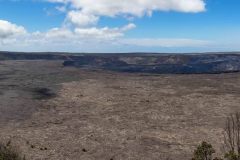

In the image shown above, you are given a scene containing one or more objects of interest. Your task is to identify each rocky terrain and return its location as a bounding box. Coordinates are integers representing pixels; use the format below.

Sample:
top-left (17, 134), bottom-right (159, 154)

top-left (1, 51), bottom-right (240, 74)
top-left (0, 55), bottom-right (240, 159)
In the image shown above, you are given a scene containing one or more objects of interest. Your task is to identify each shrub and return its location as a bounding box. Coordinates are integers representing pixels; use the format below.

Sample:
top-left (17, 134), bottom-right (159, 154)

top-left (0, 141), bottom-right (25, 160)
top-left (224, 151), bottom-right (239, 160)
top-left (223, 112), bottom-right (240, 160)
top-left (192, 141), bottom-right (216, 160)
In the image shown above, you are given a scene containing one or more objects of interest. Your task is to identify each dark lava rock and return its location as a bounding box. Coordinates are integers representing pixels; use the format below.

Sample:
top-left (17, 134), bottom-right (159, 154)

top-left (32, 87), bottom-right (56, 100)
top-left (82, 148), bottom-right (87, 152)
top-left (1, 51), bottom-right (240, 74)
top-left (62, 53), bottom-right (240, 74)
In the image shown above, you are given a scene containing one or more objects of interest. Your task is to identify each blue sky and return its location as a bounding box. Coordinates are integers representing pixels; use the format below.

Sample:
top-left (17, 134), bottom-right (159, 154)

top-left (0, 0), bottom-right (239, 52)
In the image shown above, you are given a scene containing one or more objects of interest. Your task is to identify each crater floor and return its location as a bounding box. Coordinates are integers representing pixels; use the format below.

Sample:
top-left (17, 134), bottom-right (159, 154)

top-left (0, 60), bottom-right (240, 160)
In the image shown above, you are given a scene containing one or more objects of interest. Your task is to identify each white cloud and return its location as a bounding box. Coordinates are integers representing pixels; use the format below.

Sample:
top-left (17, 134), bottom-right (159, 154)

top-left (0, 0), bottom-right (209, 52)
top-left (121, 23), bottom-right (136, 31)
top-left (74, 23), bottom-right (136, 39)
top-left (0, 20), bottom-right (26, 39)
top-left (0, 22), bottom-right (137, 48)
top-left (0, 19), bottom-right (211, 52)
top-left (56, 5), bottom-right (67, 12)
top-left (0, 31), bottom-right (212, 52)
top-left (45, 27), bottom-right (73, 39)
top-left (75, 27), bottom-right (123, 39)
top-left (44, 0), bottom-right (206, 43)
top-left (120, 38), bottom-right (211, 47)
top-left (47, 0), bottom-right (205, 28)
top-left (66, 10), bottom-right (99, 27)
top-left (48, 0), bottom-right (205, 16)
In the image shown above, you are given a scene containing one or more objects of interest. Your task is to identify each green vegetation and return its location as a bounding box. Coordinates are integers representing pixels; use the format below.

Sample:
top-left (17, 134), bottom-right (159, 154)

top-left (224, 151), bottom-right (239, 160)
top-left (0, 141), bottom-right (24, 160)
top-left (192, 141), bottom-right (216, 160)
top-left (223, 112), bottom-right (240, 160)
top-left (192, 112), bottom-right (240, 160)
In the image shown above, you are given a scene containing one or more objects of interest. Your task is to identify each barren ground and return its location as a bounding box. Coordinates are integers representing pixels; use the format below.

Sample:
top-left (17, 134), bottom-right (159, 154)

top-left (0, 60), bottom-right (240, 160)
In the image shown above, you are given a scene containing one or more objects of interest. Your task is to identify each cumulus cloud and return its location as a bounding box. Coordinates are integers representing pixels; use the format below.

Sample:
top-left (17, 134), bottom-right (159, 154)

top-left (0, 19), bottom-right (211, 52)
top-left (33, 23), bottom-right (135, 41)
top-left (121, 23), bottom-right (136, 31)
top-left (0, 22), bottom-right (136, 46)
top-left (0, 20), bottom-right (26, 39)
top-left (0, 0), bottom-right (209, 52)
top-left (66, 10), bottom-right (99, 27)
top-left (48, 0), bottom-right (206, 16)
top-left (48, 0), bottom-right (205, 27)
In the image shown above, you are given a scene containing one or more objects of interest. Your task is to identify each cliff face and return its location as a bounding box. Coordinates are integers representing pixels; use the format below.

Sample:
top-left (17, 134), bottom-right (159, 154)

top-left (63, 54), bottom-right (240, 74)
top-left (0, 51), bottom-right (69, 60)
top-left (1, 51), bottom-right (240, 74)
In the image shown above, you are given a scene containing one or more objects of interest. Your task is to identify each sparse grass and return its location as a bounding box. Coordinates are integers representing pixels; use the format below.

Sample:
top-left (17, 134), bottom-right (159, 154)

top-left (0, 141), bottom-right (25, 160)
